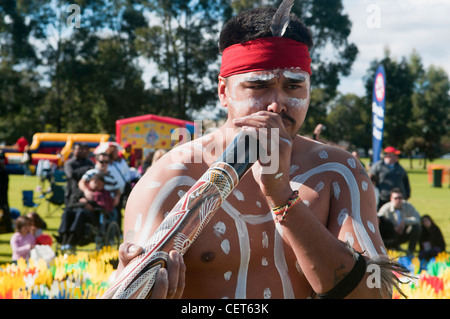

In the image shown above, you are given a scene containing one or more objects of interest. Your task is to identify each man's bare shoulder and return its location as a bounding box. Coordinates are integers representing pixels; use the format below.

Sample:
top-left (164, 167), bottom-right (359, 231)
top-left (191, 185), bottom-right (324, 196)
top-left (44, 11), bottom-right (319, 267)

top-left (140, 144), bottom-right (206, 183)
top-left (293, 135), bottom-right (362, 170)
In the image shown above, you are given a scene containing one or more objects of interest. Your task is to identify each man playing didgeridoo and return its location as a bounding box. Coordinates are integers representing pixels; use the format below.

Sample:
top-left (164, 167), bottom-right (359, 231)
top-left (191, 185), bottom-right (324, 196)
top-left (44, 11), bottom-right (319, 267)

top-left (115, 4), bottom-right (405, 299)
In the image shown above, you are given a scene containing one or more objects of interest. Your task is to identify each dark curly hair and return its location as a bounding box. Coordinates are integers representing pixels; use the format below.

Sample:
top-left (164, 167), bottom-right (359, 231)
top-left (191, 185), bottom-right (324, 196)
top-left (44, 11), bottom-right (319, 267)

top-left (219, 7), bottom-right (313, 53)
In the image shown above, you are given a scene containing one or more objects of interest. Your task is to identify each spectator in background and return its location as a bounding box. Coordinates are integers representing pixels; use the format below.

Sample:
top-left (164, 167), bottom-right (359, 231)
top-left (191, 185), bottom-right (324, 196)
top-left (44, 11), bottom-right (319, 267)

top-left (36, 159), bottom-right (55, 187)
top-left (58, 173), bottom-right (115, 250)
top-left (26, 211), bottom-right (47, 238)
top-left (377, 214), bottom-right (400, 252)
top-left (10, 216), bottom-right (35, 262)
top-left (312, 123), bottom-right (325, 141)
top-left (369, 146), bottom-right (411, 210)
top-left (151, 149), bottom-right (167, 166)
top-left (27, 211), bottom-right (53, 249)
top-left (419, 215), bottom-right (446, 261)
top-left (0, 151), bottom-right (13, 233)
top-left (14, 136), bottom-right (28, 152)
top-left (378, 188), bottom-right (421, 256)
top-left (370, 174), bottom-right (379, 208)
top-left (140, 150), bottom-right (155, 174)
top-left (78, 152), bottom-right (121, 217)
top-left (351, 150), bottom-right (366, 170)
top-left (64, 143), bottom-right (94, 207)
top-left (122, 142), bottom-right (136, 168)
top-left (20, 145), bottom-right (32, 176)
top-left (139, 148), bottom-right (167, 175)
top-left (106, 143), bottom-right (131, 232)
top-left (106, 143), bottom-right (131, 197)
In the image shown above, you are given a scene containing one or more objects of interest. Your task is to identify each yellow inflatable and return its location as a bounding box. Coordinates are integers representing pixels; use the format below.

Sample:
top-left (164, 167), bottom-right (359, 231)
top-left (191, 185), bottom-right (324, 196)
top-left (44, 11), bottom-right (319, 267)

top-left (29, 133), bottom-right (110, 165)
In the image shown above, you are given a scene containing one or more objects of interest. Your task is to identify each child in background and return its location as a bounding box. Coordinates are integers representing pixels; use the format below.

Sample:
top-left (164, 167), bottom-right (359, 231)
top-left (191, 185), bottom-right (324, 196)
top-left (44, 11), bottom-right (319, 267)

top-left (27, 211), bottom-right (47, 238)
top-left (27, 211), bottom-right (53, 247)
top-left (10, 216), bottom-right (36, 263)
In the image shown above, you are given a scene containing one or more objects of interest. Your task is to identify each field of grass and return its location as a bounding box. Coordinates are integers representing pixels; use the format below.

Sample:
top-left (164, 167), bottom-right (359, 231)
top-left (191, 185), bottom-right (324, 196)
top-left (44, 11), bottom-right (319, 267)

top-left (1, 158), bottom-right (449, 265)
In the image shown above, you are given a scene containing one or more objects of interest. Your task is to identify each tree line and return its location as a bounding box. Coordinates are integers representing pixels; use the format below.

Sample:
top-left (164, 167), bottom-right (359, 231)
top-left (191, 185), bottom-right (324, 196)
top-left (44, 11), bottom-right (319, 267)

top-left (1, 0), bottom-right (449, 162)
top-left (320, 48), bottom-right (450, 164)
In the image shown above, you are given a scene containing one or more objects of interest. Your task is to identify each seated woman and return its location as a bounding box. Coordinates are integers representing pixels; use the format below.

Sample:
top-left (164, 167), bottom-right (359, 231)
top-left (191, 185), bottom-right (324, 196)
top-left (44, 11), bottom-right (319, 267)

top-left (419, 214), bottom-right (446, 261)
top-left (57, 173), bottom-right (114, 250)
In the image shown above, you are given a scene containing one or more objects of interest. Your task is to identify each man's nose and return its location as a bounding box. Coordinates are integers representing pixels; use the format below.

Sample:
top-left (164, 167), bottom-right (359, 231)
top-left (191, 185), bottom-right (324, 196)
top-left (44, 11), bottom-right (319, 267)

top-left (266, 96), bottom-right (287, 114)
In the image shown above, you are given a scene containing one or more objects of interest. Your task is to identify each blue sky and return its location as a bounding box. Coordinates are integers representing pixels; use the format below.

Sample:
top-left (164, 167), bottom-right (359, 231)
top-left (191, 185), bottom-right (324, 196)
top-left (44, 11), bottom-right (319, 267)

top-left (339, 0), bottom-right (450, 95)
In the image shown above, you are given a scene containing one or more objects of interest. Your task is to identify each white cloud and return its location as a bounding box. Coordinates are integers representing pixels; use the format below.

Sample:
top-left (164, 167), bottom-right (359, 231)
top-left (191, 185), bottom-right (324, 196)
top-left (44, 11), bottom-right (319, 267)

top-left (339, 0), bottom-right (450, 95)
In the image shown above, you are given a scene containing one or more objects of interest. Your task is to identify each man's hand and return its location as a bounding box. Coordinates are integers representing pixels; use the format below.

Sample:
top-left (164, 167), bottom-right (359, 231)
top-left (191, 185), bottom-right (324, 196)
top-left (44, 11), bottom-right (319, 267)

top-left (233, 111), bottom-right (293, 207)
top-left (117, 243), bottom-right (186, 299)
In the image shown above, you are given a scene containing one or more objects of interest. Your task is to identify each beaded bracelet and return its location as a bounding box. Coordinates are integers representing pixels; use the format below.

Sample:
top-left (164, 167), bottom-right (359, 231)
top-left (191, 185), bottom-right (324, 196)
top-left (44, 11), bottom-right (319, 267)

top-left (272, 190), bottom-right (301, 223)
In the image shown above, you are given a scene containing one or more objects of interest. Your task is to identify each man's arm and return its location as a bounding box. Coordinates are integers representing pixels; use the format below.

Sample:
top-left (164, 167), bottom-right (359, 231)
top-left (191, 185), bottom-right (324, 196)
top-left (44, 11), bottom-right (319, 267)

top-left (233, 113), bottom-right (390, 298)
top-left (78, 171), bottom-right (95, 201)
top-left (281, 154), bottom-right (388, 298)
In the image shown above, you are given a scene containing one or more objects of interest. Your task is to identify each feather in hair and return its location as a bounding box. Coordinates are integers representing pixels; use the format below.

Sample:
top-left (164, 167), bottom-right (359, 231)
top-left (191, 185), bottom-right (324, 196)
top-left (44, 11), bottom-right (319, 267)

top-left (270, 0), bottom-right (295, 37)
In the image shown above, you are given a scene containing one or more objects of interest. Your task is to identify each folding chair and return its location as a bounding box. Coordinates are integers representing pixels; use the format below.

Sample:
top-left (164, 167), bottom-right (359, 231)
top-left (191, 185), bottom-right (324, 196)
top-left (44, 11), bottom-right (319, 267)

top-left (22, 190), bottom-right (40, 213)
top-left (44, 183), bottom-right (66, 217)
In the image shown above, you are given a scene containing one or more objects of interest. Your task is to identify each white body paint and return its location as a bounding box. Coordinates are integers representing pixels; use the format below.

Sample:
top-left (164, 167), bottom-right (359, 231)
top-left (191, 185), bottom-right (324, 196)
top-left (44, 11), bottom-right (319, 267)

top-left (289, 165), bottom-right (299, 175)
top-left (290, 162), bottom-right (378, 258)
top-left (134, 214), bottom-right (143, 234)
top-left (147, 181), bottom-right (161, 189)
top-left (314, 181), bottom-right (325, 193)
top-left (137, 156), bottom-right (378, 298)
top-left (332, 181), bottom-right (341, 200)
top-left (213, 221), bottom-right (226, 237)
top-left (337, 208), bottom-right (349, 226)
top-left (347, 158), bottom-right (356, 168)
top-left (224, 271), bottom-right (232, 281)
top-left (221, 239), bottom-right (231, 255)
top-left (262, 231), bottom-right (269, 248)
top-left (262, 257), bottom-right (268, 266)
top-left (263, 288), bottom-right (272, 299)
top-left (283, 70), bottom-right (310, 110)
top-left (275, 172), bottom-right (283, 179)
top-left (137, 175), bottom-right (196, 247)
top-left (319, 150), bottom-right (328, 159)
top-left (233, 189), bottom-right (245, 201)
top-left (362, 181), bottom-right (369, 191)
top-left (167, 163), bottom-right (188, 171)
top-left (227, 70), bottom-right (310, 112)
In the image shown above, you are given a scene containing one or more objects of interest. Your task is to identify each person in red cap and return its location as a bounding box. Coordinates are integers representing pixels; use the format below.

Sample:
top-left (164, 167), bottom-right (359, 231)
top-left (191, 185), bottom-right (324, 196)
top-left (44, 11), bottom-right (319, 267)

top-left (14, 136), bottom-right (28, 152)
top-left (369, 146), bottom-right (411, 210)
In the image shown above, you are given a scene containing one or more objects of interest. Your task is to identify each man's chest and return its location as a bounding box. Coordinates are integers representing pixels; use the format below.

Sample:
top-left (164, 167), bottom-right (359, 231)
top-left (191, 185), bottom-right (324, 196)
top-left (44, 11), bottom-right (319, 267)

top-left (182, 209), bottom-right (310, 298)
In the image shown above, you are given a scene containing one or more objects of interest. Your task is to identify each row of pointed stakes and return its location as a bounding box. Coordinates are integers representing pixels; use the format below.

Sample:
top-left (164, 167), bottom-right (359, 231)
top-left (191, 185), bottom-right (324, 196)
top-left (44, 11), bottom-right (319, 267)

top-left (1, 247), bottom-right (449, 299)
top-left (0, 246), bottom-right (118, 299)
top-left (392, 251), bottom-right (450, 299)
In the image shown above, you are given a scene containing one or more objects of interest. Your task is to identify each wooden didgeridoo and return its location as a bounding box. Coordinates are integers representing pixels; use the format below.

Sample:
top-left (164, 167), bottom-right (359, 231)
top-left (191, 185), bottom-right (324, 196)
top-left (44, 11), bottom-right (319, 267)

top-left (101, 132), bottom-right (259, 299)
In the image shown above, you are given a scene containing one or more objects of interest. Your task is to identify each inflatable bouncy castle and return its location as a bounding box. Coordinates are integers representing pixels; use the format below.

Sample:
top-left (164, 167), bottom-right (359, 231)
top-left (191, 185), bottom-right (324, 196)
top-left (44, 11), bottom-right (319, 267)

top-left (3, 133), bottom-right (110, 174)
top-left (115, 114), bottom-right (198, 163)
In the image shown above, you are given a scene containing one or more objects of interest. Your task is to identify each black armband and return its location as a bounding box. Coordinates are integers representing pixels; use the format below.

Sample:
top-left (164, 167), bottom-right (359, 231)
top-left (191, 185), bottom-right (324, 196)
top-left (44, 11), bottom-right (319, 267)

top-left (317, 252), bottom-right (367, 299)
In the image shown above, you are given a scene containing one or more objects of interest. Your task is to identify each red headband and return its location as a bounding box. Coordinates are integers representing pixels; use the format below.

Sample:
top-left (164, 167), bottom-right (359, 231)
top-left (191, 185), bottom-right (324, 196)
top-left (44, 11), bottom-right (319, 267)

top-left (219, 37), bottom-right (312, 78)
